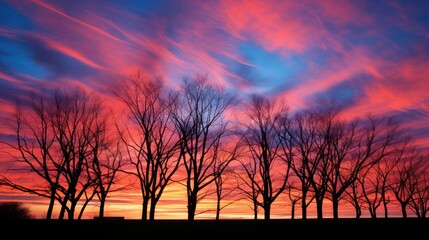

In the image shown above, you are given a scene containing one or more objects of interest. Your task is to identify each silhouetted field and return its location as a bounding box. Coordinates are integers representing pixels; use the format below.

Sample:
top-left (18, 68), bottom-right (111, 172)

top-left (2, 218), bottom-right (427, 239)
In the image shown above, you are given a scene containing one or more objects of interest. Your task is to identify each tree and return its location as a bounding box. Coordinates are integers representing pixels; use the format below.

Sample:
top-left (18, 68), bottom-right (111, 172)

top-left (113, 74), bottom-right (182, 220)
top-left (0, 202), bottom-right (33, 219)
top-left (1, 94), bottom-right (59, 219)
top-left (1, 87), bottom-right (109, 219)
top-left (360, 139), bottom-right (406, 219)
top-left (325, 117), bottom-right (357, 219)
top-left (330, 114), bottom-right (400, 219)
top-left (391, 147), bottom-right (426, 218)
top-left (238, 95), bottom-right (291, 220)
top-left (360, 164), bottom-right (384, 218)
top-left (285, 180), bottom-right (301, 219)
top-left (49, 88), bottom-right (108, 220)
top-left (212, 137), bottom-right (242, 220)
top-left (329, 115), bottom-right (402, 219)
top-left (289, 110), bottom-right (327, 219)
top-left (235, 154), bottom-right (261, 219)
top-left (170, 74), bottom-right (234, 220)
top-left (409, 157), bottom-right (429, 218)
top-left (305, 107), bottom-right (336, 220)
top-left (90, 138), bottom-right (126, 219)
top-left (344, 178), bottom-right (365, 218)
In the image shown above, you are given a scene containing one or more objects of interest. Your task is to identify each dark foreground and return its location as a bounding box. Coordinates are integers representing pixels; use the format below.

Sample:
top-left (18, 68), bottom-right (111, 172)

top-left (2, 218), bottom-right (427, 239)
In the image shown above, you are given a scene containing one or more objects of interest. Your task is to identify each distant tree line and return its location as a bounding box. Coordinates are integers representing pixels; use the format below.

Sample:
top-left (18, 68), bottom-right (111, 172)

top-left (1, 73), bottom-right (428, 220)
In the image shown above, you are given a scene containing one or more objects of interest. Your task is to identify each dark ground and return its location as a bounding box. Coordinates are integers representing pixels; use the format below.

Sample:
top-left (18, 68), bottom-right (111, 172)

top-left (2, 218), bottom-right (427, 239)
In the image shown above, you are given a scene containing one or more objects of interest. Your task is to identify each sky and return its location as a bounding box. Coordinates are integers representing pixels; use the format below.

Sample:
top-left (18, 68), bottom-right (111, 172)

top-left (0, 0), bottom-right (428, 219)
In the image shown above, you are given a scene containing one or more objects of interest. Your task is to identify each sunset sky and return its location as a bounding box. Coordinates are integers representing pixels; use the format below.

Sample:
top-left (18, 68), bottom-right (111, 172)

top-left (1, 0), bottom-right (428, 219)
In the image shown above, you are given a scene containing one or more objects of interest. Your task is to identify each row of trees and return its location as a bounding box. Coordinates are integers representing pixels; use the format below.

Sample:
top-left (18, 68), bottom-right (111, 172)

top-left (1, 74), bottom-right (428, 220)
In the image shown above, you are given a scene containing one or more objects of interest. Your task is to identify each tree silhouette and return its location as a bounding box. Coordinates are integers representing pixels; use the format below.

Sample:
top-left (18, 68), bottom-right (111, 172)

top-left (0, 202), bottom-right (33, 219)
top-left (50, 88), bottom-right (109, 219)
top-left (1, 87), bottom-right (110, 219)
top-left (0, 74), bottom-right (427, 220)
top-left (1, 92), bottom-right (59, 219)
top-left (325, 116), bottom-right (358, 219)
top-left (238, 95), bottom-right (291, 220)
top-left (360, 139), bottom-right (407, 218)
top-left (212, 139), bottom-right (242, 220)
top-left (90, 139), bottom-right (126, 219)
top-left (285, 181), bottom-right (301, 219)
top-left (391, 146), bottom-right (426, 218)
top-left (235, 153), bottom-right (261, 219)
top-left (330, 115), bottom-right (402, 219)
top-left (170, 74), bottom-right (234, 220)
top-left (409, 157), bottom-right (429, 218)
top-left (112, 74), bottom-right (182, 220)
top-left (288, 111), bottom-right (324, 220)
top-left (344, 178), bottom-right (365, 218)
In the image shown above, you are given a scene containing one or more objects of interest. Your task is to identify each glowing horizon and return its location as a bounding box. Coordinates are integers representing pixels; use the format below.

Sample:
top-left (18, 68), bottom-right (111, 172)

top-left (1, 0), bottom-right (428, 219)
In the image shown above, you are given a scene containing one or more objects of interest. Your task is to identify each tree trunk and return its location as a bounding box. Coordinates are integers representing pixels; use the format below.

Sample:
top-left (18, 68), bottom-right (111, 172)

top-left (355, 206), bottom-right (361, 219)
top-left (369, 206), bottom-right (377, 219)
top-left (187, 193), bottom-right (197, 221)
top-left (99, 197), bottom-right (105, 218)
top-left (301, 186), bottom-right (307, 220)
top-left (142, 200), bottom-right (148, 220)
top-left (216, 196), bottom-right (221, 220)
top-left (401, 203), bottom-right (407, 218)
top-left (291, 202), bottom-right (295, 220)
top-left (383, 199), bottom-right (388, 218)
top-left (149, 197), bottom-right (157, 220)
top-left (47, 192), bottom-right (56, 220)
top-left (68, 203), bottom-right (76, 220)
top-left (332, 196), bottom-right (339, 219)
top-left (253, 201), bottom-right (258, 220)
top-left (264, 202), bottom-right (271, 220)
top-left (59, 200), bottom-right (68, 220)
top-left (316, 198), bottom-right (323, 220)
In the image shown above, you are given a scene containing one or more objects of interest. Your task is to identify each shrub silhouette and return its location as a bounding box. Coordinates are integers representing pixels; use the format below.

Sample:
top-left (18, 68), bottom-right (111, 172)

top-left (0, 202), bottom-right (33, 219)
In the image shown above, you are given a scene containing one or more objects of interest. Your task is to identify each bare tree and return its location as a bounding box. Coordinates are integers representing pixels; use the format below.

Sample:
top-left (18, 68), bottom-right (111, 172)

top-left (1, 95), bottom-right (59, 219)
top-left (391, 146), bottom-right (426, 218)
top-left (49, 88), bottom-right (107, 220)
top-left (113, 74), bottom-right (182, 220)
top-left (212, 137), bottom-right (242, 220)
top-left (329, 115), bottom-right (402, 219)
top-left (89, 137), bottom-right (127, 219)
top-left (337, 115), bottom-right (401, 219)
top-left (360, 164), bottom-right (384, 218)
top-left (325, 118), bottom-right (357, 219)
top-left (1, 87), bottom-right (108, 219)
top-left (285, 180), bottom-right (301, 219)
top-left (289, 110), bottom-right (329, 220)
top-left (169, 74), bottom-right (234, 221)
top-left (238, 95), bottom-right (290, 220)
top-left (235, 155), bottom-right (260, 219)
top-left (378, 140), bottom-right (409, 218)
top-left (344, 178), bottom-right (365, 218)
top-left (410, 157), bottom-right (429, 218)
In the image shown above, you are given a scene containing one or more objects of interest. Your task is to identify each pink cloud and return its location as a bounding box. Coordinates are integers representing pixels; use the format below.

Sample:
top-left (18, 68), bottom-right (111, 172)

top-left (31, 0), bottom-right (127, 44)
top-left (0, 72), bottom-right (22, 84)
top-left (220, 0), bottom-right (320, 53)
top-left (219, 0), bottom-right (369, 55)
top-left (342, 55), bottom-right (429, 119)
top-left (30, 34), bottom-right (106, 70)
